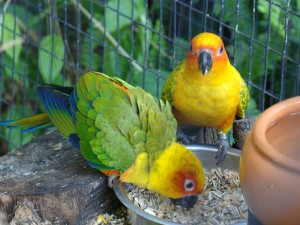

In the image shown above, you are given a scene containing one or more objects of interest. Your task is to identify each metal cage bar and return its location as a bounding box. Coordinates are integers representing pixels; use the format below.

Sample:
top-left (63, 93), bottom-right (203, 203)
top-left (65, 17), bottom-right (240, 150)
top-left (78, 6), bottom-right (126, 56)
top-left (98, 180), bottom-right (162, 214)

top-left (0, 0), bottom-right (300, 152)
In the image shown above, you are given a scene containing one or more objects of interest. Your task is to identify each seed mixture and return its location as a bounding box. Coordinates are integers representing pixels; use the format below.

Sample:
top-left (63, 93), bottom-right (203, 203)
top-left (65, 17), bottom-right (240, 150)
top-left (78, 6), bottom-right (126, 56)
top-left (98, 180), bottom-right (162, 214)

top-left (126, 168), bottom-right (248, 224)
top-left (86, 207), bottom-right (130, 225)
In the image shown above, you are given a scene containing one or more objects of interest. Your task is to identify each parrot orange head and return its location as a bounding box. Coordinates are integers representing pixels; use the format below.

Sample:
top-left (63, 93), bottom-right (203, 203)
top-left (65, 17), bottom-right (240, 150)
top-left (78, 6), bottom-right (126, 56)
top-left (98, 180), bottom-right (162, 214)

top-left (120, 142), bottom-right (205, 208)
top-left (146, 143), bottom-right (205, 208)
top-left (187, 32), bottom-right (229, 75)
top-left (121, 142), bottom-right (205, 209)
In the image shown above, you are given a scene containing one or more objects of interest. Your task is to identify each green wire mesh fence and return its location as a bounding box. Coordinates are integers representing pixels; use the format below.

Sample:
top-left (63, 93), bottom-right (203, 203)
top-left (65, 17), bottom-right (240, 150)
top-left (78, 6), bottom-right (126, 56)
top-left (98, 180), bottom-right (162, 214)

top-left (0, 0), bottom-right (299, 153)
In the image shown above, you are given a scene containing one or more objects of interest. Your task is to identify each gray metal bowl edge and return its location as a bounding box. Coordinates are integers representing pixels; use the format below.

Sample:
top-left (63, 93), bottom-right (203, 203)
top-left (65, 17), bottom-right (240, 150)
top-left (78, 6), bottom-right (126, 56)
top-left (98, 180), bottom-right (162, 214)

top-left (113, 144), bottom-right (247, 225)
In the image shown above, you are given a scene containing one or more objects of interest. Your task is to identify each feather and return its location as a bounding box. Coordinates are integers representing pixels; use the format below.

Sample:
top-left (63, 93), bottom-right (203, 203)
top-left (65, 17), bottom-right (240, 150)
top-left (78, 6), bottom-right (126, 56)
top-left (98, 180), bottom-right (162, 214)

top-left (0, 113), bottom-right (52, 131)
top-left (37, 86), bottom-right (75, 137)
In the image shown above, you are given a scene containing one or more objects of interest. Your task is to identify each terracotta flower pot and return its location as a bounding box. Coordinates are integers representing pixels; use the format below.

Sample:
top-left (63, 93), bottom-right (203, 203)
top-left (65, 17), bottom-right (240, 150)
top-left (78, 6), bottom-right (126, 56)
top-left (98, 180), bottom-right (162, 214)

top-left (240, 96), bottom-right (300, 225)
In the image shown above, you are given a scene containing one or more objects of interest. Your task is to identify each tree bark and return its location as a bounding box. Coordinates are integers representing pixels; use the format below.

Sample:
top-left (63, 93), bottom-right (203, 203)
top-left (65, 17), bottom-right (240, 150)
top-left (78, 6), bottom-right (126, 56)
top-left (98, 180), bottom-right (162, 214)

top-left (233, 116), bottom-right (256, 150)
top-left (180, 116), bottom-right (256, 150)
top-left (0, 131), bottom-right (121, 225)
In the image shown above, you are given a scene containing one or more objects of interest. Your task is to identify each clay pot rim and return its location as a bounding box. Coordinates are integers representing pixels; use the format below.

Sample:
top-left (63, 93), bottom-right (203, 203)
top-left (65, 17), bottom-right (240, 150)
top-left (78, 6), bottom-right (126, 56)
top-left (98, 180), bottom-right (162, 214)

top-left (252, 96), bottom-right (300, 173)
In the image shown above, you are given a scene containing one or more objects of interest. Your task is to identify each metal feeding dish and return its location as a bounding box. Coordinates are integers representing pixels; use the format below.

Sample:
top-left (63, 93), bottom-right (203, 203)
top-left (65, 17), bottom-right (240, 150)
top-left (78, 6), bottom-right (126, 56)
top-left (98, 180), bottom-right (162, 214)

top-left (113, 144), bottom-right (247, 225)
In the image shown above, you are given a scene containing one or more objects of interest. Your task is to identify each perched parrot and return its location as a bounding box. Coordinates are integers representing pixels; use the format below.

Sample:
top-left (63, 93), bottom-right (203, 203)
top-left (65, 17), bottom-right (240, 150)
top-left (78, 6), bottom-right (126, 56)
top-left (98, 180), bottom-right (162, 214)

top-left (1, 72), bottom-right (205, 208)
top-left (161, 32), bottom-right (249, 164)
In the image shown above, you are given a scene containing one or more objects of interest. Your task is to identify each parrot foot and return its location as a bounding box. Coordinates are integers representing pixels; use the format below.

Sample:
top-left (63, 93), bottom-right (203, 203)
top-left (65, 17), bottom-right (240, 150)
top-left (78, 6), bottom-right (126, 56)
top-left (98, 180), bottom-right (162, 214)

top-left (107, 174), bottom-right (119, 188)
top-left (215, 133), bottom-right (229, 165)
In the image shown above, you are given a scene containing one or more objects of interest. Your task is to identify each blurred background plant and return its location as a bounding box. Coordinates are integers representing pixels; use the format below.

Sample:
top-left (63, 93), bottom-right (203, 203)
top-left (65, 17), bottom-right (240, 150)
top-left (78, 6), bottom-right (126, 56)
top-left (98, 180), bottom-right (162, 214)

top-left (1, 0), bottom-right (299, 153)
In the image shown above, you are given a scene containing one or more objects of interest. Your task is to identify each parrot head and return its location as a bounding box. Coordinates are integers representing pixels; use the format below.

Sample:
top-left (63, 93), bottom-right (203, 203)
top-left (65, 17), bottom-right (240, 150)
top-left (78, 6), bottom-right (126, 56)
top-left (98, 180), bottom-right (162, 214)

top-left (122, 142), bottom-right (205, 209)
top-left (147, 142), bottom-right (205, 208)
top-left (187, 32), bottom-right (229, 76)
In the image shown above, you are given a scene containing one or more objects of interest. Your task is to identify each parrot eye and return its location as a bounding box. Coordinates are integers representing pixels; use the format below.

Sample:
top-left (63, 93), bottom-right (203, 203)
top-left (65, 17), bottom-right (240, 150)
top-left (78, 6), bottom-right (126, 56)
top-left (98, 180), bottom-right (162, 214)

top-left (189, 44), bottom-right (193, 54)
top-left (184, 179), bottom-right (195, 191)
top-left (216, 46), bottom-right (223, 56)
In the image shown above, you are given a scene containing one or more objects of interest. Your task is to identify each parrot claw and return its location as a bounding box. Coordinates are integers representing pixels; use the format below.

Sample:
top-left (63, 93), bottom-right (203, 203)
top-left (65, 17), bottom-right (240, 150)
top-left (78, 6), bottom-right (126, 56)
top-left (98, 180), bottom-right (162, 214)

top-left (107, 174), bottom-right (119, 188)
top-left (215, 133), bottom-right (229, 165)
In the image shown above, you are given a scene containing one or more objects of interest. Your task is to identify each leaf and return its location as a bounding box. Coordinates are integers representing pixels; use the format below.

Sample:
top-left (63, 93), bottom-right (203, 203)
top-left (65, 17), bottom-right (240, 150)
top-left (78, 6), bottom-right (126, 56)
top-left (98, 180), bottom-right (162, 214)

top-left (79, 28), bottom-right (103, 71)
top-left (52, 73), bottom-right (71, 86)
top-left (4, 105), bottom-right (35, 150)
top-left (38, 34), bottom-right (64, 83)
top-left (257, 0), bottom-right (285, 38)
top-left (7, 4), bottom-right (34, 28)
top-left (247, 97), bottom-right (261, 116)
top-left (132, 69), bottom-right (170, 97)
top-left (3, 54), bottom-right (26, 81)
top-left (105, 0), bottom-right (146, 33)
top-left (136, 15), bottom-right (152, 57)
top-left (102, 27), bottom-right (136, 80)
top-left (174, 37), bottom-right (188, 63)
top-left (148, 20), bottom-right (170, 69)
top-left (103, 46), bottom-right (131, 80)
top-left (0, 13), bottom-right (22, 63)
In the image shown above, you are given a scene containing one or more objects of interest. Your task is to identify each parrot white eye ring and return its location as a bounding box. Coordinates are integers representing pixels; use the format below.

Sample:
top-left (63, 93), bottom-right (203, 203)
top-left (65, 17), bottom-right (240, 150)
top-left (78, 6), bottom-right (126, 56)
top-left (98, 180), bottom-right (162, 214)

top-left (184, 179), bottom-right (195, 191)
top-left (216, 46), bottom-right (223, 56)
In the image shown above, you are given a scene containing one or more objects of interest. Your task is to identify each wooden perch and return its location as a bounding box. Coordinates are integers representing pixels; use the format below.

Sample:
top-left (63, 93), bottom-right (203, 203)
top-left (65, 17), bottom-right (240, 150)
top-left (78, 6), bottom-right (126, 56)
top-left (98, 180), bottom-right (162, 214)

top-left (179, 125), bottom-right (219, 145)
top-left (180, 115), bottom-right (256, 150)
top-left (233, 116), bottom-right (256, 150)
top-left (0, 131), bottom-right (121, 225)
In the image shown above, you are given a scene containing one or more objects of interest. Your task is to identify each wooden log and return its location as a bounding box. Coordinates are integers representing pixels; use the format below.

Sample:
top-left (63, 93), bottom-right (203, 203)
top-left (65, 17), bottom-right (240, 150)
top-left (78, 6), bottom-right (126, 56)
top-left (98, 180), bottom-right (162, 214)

top-left (233, 116), bottom-right (256, 150)
top-left (180, 116), bottom-right (256, 150)
top-left (179, 125), bottom-right (218, 145)
top-left (0, 131), bottom-right (121, 225)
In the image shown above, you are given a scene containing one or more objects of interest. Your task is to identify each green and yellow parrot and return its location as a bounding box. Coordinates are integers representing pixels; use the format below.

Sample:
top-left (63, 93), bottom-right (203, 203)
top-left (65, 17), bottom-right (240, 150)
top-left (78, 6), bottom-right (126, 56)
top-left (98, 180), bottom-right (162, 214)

top-left (161, 32), bottom-right (250, 164)
top-left (1, 72), bottom-right (205, 208)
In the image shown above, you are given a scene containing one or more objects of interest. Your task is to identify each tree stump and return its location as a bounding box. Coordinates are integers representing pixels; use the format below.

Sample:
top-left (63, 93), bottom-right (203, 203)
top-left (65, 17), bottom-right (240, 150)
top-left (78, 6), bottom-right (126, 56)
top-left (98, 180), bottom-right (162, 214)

top-left (0, 131), bottom-right (121, 225)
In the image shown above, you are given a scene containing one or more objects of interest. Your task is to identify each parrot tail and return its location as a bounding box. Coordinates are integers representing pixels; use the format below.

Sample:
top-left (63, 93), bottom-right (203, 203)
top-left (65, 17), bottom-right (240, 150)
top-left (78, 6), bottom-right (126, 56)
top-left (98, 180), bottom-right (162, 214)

top-left (0, 113), bottom-right (52, 132)
top-left (1, 84), bottom-right (77, 139)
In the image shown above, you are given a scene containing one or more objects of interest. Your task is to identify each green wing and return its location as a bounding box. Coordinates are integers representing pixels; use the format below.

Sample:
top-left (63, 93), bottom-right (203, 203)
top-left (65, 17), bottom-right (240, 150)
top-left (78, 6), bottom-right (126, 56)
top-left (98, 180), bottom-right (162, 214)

top-left (161, 60), bottom-right (186, 105)
top-left (75, 71), bottom-right (177, 172)
top-left (237, 75), bottom-right (250, 119)
top-left (102, 73), bottom-right (178, 166)
top-left (133, 88), bottom-right (177, 168)
top-left (75, 72), bottom-right (145, 172)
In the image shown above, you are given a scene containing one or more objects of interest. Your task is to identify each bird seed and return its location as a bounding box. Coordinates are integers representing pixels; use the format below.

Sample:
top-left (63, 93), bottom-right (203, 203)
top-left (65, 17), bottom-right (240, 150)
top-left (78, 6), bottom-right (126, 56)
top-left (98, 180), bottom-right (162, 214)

top-left (125, 168), bottom-right (247, 224)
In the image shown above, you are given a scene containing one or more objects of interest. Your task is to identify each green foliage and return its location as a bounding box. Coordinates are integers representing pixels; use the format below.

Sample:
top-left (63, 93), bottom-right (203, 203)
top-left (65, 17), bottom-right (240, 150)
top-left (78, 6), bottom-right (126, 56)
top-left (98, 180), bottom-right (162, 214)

top-left (247, 97), bottom-right (261, 116)
top-left (212, 0), bottom-right (300, 113)
top-left (0, 0), bottom-right (172, 150)
top-left (4, 105), bottom-right (35, 150)
top-left (39, 35), bottom-right (65, 83)
top-left (105, 0), bottom-right (146, 33)
top-left (3, 0), bottom-right (297, 151)
top-left (0, 12), bottom-right (22, 63)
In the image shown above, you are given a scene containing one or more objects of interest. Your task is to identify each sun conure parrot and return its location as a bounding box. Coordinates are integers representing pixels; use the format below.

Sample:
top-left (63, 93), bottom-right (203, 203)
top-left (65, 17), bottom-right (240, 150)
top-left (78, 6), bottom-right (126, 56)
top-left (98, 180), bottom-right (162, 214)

top-left (1, 72), bottom-right (205, 208)
top-left (161, 32), bottom-right (249, 164)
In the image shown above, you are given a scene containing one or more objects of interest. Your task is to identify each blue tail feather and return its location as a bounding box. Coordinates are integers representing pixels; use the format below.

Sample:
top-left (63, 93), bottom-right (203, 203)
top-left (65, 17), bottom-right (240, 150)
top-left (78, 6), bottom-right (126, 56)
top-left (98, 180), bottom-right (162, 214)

top-left (0, 113), bottom-right (52, 131)
top-left (69, 133), bottom-right (80, 150)
top-left (37, 86), bottom-right (76, 137)
top-left (86, 161), bottom-right (113, 171)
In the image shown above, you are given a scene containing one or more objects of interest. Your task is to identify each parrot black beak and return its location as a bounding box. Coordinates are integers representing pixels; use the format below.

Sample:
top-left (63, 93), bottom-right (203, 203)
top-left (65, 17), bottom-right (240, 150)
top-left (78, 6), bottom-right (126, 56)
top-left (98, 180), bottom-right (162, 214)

top-left (170, 194), bottom-right (198, 209)
top-left (198, 50), bottom-right (212, 75)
